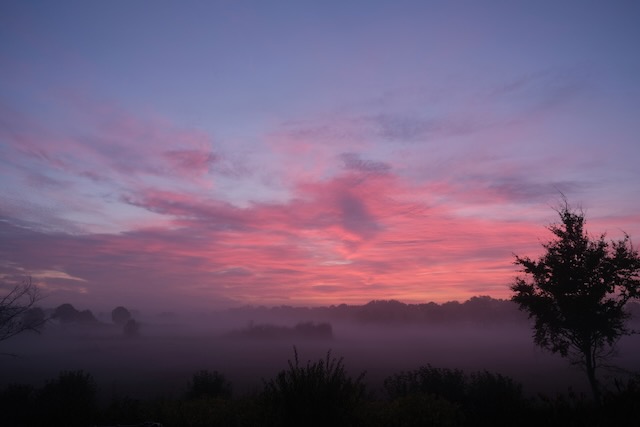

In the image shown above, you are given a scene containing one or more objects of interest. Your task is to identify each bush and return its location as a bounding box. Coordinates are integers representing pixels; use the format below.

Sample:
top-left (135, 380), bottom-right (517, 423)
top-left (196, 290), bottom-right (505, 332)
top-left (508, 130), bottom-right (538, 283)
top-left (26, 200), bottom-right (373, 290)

top-left (384, 365), bottom-right (526, 425)
top-left (0, 383), bottom-right (37, 426)
top-left (384, 365), bottom-right (467, 402)
top-left (361, 394), bottom-right (464, 427)
top-left (262, 347), bottom-right (366, 426)
top-left (465, 370), bottom-right (524, 423)
top-left (37, 370), bottom-right (98, 426)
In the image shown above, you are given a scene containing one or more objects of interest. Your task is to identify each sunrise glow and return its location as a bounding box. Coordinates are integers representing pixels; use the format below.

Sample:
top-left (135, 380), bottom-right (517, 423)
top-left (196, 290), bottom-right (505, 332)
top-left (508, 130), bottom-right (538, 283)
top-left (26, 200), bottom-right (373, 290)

top-left (1, 1), bottom-right (639, 312)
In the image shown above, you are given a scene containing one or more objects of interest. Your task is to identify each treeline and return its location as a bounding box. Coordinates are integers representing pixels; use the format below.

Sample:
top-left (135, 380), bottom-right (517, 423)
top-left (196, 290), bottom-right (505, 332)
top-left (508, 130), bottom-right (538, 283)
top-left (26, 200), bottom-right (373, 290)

top-left (28, 297), bottom-right (640, 335)
top-left (222, 296), bottom-right (640, 326)
top-left (224, 296), bottom-right (531, 325)
top-left (227, 321), bottom-right (333, 340)
top-left (30, 303), bottom-right (142, 338)
top-left (1, 349), bottom-right (638, 427)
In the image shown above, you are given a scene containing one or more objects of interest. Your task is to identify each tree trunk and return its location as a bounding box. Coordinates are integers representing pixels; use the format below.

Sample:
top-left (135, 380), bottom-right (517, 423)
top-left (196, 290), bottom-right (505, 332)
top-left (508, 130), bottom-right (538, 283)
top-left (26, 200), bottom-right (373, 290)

top-left (584, 349), bottom-right (601, 405)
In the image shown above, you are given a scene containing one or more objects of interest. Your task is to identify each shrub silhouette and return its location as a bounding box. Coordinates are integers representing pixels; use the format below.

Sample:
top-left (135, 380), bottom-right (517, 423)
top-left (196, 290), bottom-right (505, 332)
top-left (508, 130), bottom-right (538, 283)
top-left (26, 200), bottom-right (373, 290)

top-left (262, 347), bottom-right (366, 426)
top-left (0, 383), bottom-right (37, 426)
top-left (361, 394), bottom-right (464, 427)
top-left (385, 365), bottom-right (467, 403)
top-left (465, 370), bottom-right (524, 423)
top-left (384, 365), bottom-right (524, 425)
top-left (186, 370), bottom-right (232, 400)
top-left (37, 370), bottom-right (97, 426)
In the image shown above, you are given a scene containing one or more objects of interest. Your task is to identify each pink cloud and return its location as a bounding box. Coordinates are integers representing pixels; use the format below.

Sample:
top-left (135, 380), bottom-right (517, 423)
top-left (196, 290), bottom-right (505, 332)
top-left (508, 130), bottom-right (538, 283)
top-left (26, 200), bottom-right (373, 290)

top-left (1, 155), bottom-right (556, 310)
top-left (1, 97), bottom-right (218, 187)
top-left (1, 88), bottom-right (636, 311)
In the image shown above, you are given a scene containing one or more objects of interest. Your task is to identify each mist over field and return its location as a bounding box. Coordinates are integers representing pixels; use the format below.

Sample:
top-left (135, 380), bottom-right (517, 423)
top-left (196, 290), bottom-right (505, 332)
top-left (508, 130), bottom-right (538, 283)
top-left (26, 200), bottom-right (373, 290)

top-left (3, 299), bottom-right (639, 404)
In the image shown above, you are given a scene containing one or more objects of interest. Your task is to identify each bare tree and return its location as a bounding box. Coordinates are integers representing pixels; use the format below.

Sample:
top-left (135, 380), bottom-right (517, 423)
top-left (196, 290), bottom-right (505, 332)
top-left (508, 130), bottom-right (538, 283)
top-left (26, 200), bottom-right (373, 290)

top-left (0, 277), bottom-right (45, 343)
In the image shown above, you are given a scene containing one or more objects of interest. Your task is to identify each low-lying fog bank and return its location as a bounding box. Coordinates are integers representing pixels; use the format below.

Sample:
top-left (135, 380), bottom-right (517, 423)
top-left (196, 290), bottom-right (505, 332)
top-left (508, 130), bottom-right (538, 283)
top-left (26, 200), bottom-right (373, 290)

top-left (2, 312), bottom-right (639, 403)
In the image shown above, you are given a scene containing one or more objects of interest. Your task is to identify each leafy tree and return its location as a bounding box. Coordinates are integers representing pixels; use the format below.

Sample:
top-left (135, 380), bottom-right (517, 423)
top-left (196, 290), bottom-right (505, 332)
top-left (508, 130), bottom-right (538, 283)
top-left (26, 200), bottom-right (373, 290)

top-left (52, 303), bottom-right (98, 323)
top-left (111, 305), bottom-right (132, 326)
top-left (511, 203), bottom-right (640, 402)
top-left (52, 303), bottom-right (80, 323)
top-left (0, 277), bottom-right (44, 345)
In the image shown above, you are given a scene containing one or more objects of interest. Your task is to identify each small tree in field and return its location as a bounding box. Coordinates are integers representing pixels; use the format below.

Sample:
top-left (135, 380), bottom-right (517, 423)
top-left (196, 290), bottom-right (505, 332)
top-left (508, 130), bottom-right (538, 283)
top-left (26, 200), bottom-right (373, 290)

top-left (111, 306), bottom-right (131, 326)
top-left (511, 203), bottom-right (640, 402)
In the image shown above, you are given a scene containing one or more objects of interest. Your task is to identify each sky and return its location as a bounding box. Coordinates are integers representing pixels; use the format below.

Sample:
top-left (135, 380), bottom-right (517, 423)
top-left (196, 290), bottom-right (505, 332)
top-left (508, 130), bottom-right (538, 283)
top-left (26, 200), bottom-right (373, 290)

top-left (1, 0), bottom-right (639, 312)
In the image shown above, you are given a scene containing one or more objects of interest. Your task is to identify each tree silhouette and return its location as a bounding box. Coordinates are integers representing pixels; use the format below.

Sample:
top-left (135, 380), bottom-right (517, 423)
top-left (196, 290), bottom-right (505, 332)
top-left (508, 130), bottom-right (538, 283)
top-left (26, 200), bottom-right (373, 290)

top-left (511, 203), bottom-right (640, 402)
top-left (111, 306), bottom-right (132, 326)
top-left (52, 303), bottom-right (98, 323)
top-left (0, 277), bottom-right (44, 345)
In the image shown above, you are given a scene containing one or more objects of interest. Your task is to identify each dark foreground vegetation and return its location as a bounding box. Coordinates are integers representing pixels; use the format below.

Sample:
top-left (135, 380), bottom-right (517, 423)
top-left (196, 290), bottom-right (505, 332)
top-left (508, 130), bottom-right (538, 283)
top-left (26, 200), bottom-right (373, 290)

top-left (1, 349), bottom-right (638, 427)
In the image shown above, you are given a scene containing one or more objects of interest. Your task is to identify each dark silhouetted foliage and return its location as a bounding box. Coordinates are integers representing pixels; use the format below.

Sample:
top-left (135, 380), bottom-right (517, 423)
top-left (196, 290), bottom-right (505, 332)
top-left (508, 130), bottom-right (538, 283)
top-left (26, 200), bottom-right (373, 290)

top-left (222, 297), bottom-right (526, 327)
top-left (262, 347), bottom-right (366, 426)
top-left (0, 277), bottom-right (44, 343)
top-left (37, 370), bottom-right (98, 426)
top-left (0, 383), bottom-right (37, 426)
top-left (384, 365), bottom-right (525, 425)
top-left (511, 203), bottom-right (640, 402)
top-left (52, 303), bottom-right (79, 322)
top-left (52, 303), bottom-right (98, 324)
top-left (385, 365), bottom-right (467, 402)
top-left (361, 394), bottom-right (464, 427)
top-left (112, 305), bottom-right (132, 326)
top-left (186, 370), bottom-right (232, 400)
top-left (21, 306), bottom-right (45, 329)
top-left (2, 359), bottom-right (640, 426)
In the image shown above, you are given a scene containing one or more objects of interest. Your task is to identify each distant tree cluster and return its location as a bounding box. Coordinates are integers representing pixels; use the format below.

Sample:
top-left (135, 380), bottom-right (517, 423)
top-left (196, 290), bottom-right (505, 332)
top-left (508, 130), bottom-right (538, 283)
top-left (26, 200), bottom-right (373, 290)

top-left (221, 296), bottom-right (526, 326)
top-left (42, 303), bottom-right (141, 338)
top-left (356, 296), bottom-right (523, 324)
top-left (112, 306), bottom-right (140, 338)
top-left (52, 303), bottom-right (98, 324)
